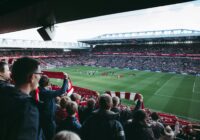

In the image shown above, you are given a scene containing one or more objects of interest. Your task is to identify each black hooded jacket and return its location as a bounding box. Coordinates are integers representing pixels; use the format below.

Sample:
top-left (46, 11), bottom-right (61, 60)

top-left (0, 86), bottom-right (41, 140)
top-left (81, 109), bottom-right (125, 140)
top-left (125, 120), bottom-right (154, 140)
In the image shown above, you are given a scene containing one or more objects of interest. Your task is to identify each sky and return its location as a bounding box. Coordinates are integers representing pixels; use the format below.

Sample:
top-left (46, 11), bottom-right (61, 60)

top-left (0, 1), bottom-right (200, 42)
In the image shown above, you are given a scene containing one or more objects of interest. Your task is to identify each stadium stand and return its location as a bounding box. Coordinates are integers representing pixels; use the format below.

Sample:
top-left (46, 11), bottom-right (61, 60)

top-left (1, 29), bottom-right (200, 140)
top-left (1, 0), bottom-right (198, 139)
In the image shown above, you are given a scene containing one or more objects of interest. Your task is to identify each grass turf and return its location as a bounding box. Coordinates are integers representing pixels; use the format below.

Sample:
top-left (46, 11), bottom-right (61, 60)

top-left (49, 65), bottom-right (200, 121)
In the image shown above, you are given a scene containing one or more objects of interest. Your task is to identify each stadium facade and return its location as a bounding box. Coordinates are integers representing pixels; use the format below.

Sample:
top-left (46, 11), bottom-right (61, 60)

top-left (79, 29), bottom-right (200, 45)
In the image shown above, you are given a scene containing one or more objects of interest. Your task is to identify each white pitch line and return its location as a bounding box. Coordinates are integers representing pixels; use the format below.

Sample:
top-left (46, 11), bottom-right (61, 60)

top-left (155, 94), bottom-right (200, 103)
top-left (192, 76), bottom-right (196, 93)
top-left (192, 76), bottom-right (200, 94)
top-left (154, 76), bottom-right (175, 95)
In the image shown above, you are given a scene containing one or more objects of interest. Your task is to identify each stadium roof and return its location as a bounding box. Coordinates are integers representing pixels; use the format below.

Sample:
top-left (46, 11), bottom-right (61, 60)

top-left (0, 1), bottom-right (199, 43)
top-left (0, 0), bottom-right (190, 34)
top-left (0, 38), bottom-right (89, 49)
top-left (79, 29), bottom-right (200, 45)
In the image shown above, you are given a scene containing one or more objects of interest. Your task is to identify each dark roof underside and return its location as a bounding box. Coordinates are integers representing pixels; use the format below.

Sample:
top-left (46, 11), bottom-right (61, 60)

top-left (0, 0), bottom-right (191, 34)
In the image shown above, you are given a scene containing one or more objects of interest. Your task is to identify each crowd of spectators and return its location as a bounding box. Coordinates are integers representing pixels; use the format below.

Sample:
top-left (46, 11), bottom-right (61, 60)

top-left (92, 44), bottom-right (200, 54)
top-left (54, 92), bottom-right (200, 140)
top-left (0, 48), bottom-right (67, 57)
top-left (1, 44), bottom-right (200, 75)
top-left (7, 44), bottom-right (193, 75)
top-left (40, 55), bottom-right (200, 75)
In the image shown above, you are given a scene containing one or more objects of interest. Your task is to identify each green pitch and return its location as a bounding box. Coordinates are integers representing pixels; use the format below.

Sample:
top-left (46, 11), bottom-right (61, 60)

top-left (49, 66), bottom-right (200, 121)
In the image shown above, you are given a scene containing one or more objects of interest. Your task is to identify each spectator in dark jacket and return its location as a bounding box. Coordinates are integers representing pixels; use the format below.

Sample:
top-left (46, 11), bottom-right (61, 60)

top-left (39, 74), bottom-right (69, 140)
top-left (125, 109), bottom-right (155, 140)
top-left (0, 57), bottom-right (43, 140)
top-left (81, 94), bottom-right (125, 140)
top-left (79, 98), bottom-right (96, 124)
top-left (57, 101), bottom-right (81, 135)
top-left (0, 61), bottom-right (12, 89)
top-left (150, 112), bottom-right (165, 140)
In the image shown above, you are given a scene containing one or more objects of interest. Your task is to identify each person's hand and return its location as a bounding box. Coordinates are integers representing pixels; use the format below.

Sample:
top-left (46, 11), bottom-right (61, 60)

top-left (63, 72), bottom-right (69, 80)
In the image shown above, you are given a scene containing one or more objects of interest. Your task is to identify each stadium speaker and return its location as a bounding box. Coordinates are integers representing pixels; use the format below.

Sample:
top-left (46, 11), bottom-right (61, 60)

top-left (37, 26), bottom-right (55, 41)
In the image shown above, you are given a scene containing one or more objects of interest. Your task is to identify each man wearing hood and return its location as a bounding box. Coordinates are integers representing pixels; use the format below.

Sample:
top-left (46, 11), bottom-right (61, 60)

top-left (125, 109), bottom-right (155, 140)
top-left (81, 94), bottom-right (125, 140)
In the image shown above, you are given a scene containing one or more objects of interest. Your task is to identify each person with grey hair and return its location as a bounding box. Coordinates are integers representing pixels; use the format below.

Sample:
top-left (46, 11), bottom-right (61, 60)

top-left (111, 96), bottom-right (120, 113)
top-left (160, 125), bottom-right (175, 140)
top-left (53, 131), bottom-right (81, 140)
top-left (81, 94), bottom-right (125, 140)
